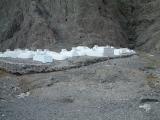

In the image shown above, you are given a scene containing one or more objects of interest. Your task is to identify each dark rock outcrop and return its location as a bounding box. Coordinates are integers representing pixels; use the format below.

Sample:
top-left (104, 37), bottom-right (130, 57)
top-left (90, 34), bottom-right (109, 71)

top-left (135, 0), bottom-right (160, 52)
top-left (117, 0), bottom-right (160, 52)
top-left (0, 0), bottom-right (56, 51)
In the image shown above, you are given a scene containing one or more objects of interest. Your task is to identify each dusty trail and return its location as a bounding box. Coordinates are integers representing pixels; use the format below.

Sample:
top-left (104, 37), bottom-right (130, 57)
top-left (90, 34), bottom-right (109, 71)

top-left (0, 53), bottom-right (160, 120)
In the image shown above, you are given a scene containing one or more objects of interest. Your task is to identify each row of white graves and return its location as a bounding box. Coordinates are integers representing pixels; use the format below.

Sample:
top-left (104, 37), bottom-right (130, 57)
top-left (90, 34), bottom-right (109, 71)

top-left (0, 45), bottom-right (135, 63)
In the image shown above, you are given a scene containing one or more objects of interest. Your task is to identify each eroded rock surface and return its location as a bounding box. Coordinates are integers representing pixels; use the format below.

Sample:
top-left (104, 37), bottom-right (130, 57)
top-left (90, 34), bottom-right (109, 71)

top-left (1, 0), bottom-right (160, 52)
top-left (117, 0), bottom-right (160, 52)
top-left (0, 0), bottom-right (128, 51)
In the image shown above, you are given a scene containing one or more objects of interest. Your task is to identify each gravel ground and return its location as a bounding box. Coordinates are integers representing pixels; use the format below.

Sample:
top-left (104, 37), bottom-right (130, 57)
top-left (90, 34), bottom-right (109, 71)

top-left (1, 53), bottom-right (160, 120)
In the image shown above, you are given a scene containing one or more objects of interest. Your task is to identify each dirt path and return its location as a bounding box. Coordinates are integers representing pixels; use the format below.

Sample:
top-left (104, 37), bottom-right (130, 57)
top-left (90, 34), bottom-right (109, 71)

top-left (1, 54), bottom-right (160, 120)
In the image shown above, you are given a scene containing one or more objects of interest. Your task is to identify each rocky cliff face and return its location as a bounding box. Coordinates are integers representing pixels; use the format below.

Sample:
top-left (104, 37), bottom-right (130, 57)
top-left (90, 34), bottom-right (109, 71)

top-left (0, 0), bottom-right (160, 52)
top-left (117, 0), bottom-right (160, 52)
top-left (135, 0), bottom-right (160, 52)
top-left (0, 0), bottom-right (128, 51)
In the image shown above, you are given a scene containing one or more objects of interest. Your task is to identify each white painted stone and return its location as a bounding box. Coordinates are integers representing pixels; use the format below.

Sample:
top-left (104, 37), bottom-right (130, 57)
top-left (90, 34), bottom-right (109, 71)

top-left (139, 104), bottom-right (151, 112)
top-left (0, 45), bottom-right (135, 63)
top-left (33, 54), bottom-right (53, 63)
top-left (103, 48), bottom-right (115, 57)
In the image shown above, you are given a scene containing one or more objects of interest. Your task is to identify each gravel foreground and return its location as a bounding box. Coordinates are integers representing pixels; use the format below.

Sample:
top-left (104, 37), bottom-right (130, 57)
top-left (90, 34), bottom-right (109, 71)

top-left (0, 53), bottom-right (160, 120)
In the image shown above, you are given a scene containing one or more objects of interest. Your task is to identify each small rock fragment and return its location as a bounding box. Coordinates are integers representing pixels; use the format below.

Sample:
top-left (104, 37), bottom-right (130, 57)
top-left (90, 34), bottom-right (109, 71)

top-left (139, 104), bottom-right (151, 112)
top-left (17, 92), bottom-right (30, 99)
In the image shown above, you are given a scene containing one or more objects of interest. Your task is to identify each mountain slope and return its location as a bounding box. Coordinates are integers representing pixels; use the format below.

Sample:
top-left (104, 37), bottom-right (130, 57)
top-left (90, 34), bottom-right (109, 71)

top-left (0, 0), bottom-right (160, 52)
top-left (0, 0), bottom-right (128, 51)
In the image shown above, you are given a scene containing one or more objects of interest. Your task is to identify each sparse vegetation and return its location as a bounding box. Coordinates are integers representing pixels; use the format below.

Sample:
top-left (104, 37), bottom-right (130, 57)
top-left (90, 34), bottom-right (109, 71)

top-left (147, 74), bottom-right (160, 88)
top-left (145, 61), bottom-right (157, 70)
top-left (0, 69), bottom-right (7, 77)
top-left (139, 52), bottom-right (160, 70)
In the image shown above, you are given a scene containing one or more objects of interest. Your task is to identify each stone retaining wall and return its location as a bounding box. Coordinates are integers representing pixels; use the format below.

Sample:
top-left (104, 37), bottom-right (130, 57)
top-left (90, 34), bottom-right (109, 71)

top-left (0, 54), bottom-right (136, 74)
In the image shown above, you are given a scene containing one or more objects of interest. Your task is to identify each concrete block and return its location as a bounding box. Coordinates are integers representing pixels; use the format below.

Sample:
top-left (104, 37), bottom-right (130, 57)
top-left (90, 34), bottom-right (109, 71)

top-left (103, 48), bottom-right (114, 57)
top-left (33, 54), bottom-right (53, 63)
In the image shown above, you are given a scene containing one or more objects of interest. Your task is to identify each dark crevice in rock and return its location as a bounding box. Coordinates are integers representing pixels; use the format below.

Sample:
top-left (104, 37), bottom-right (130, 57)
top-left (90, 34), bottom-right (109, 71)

top-left (34, 0), bottom-right (51, 19)
top-left (116, 0), bottom-right (137, 49)
top-left (140, 98), bottom-right (159, 103)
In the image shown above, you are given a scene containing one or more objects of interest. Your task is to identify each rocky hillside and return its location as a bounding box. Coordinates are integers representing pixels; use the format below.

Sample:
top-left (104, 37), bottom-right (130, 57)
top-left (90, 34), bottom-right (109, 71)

top-left (118, 0), bottom-right (160, 52)
top-left (135, 0), bottom-right (160, 52)
top-left (0, 0), bottom-right (160, 52)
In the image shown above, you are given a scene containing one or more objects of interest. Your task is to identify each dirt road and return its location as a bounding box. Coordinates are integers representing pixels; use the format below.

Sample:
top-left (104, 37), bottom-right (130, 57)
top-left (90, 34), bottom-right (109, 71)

top-left (1, 53), bottom-right (160, 120)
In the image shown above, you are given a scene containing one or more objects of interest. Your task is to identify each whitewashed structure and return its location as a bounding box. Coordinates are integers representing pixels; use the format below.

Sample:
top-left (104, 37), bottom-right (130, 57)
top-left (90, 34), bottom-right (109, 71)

top-left (0, 45), bottom-right (135, 63)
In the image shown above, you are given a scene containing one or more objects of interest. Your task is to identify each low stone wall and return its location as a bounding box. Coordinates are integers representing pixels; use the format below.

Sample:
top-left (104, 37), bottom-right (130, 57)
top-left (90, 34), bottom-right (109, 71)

top-left (0, 54), bottom-right (136, 74)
